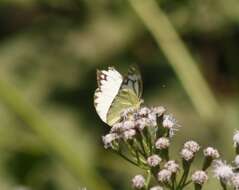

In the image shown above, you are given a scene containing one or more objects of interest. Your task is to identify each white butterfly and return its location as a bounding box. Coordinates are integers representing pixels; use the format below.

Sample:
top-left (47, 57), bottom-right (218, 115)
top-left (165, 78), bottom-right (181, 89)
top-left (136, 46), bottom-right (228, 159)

top-left (94, 66), bottom-right (143, 126)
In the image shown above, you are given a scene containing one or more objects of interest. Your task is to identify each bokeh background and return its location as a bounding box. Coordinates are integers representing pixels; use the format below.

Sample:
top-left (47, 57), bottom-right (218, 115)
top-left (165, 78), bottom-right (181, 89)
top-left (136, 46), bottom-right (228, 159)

top-left (0, 0), bottom-right (239, 190)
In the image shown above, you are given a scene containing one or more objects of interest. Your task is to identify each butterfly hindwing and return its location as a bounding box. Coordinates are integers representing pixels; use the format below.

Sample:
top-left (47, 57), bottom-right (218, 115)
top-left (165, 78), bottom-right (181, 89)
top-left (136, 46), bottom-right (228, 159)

top-left (106, 88), bottom-right (141, 126)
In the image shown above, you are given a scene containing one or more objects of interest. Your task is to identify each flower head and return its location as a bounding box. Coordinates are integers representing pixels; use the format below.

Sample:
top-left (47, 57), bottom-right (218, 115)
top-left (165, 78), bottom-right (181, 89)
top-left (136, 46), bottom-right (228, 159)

top-left (102, 133), bottom-right (118, 149)
top-left (162, 114), bottom-right (180, 137)
top-left (213, 160), bottom-right (234, 184)
top-left (192, 170), bottom-right (208, 185)
top-left (181, 148), bottom-right (194, 161)
top-left (121, 107), bottom-right (136, 120)
top-left (183, 140), bottom-right (200, 153)
top-left (155, 137), bottom-right (170, 150)
top-left (132, 175), bottom-right (145, 189)
top-left (157, 169), bottom-right (172, 183)
top-left (122, 129), bottom-right (136, 140)
top-left (164, 160), bottom-right (179, 173)
top-left (203, 147), bottom-right (220, 159)
top-left (147, 155), bottom-right (162, 167)
top-left (151, 106), bottom-right (166, 117)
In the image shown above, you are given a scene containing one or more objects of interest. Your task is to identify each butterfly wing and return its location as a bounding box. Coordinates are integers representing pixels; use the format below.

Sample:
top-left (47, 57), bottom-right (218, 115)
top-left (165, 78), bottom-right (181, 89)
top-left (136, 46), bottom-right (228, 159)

top-left (94, 67), bottom-right (123, 123)
top-left (94, 66), bottom-right (143, 126)
top-left (122, 66), bottom-right (143, 98)
top-left (106, 88), bottom-right (142, 126)
top-left (106, 66), bottom-right (143, 125)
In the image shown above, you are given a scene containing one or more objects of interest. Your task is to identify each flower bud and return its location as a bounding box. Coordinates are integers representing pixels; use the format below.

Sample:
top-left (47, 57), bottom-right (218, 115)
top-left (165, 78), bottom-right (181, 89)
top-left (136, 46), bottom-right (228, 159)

top-left (155, 137), bottom-right (170, 150)
top-left (102, 133), bottom-right (118, 149)
top-left (181, 148), bottom-right (194, 161)
top-left (192, 170), bottom-right (208, 185)
top-left (147, 155), bottom-right (162, 167)
top-left (122, 129), bottom-right (136, 140)
top-left (157, 169), bottom-right (172, 183)
top-left (183, 140), bottom-right (200, 153)
top-left (164, 160), bottom-right (179, 173)
top-left (203, 147), bottom-right (220, 170)
top-left (203, 147), bottom-right (220, 159)
top-left (132, 175), bottom-right (145, 189)
top-left (151, 106), bottom-right (166, 117)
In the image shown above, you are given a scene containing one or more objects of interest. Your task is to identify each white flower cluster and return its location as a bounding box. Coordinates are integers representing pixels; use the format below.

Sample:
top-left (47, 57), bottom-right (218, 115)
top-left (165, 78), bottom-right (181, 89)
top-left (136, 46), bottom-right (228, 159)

top-left (155, 137), bottom-right (170, 150)
top-left (147, 155), bottom-right (162, 167)
top-left (203, 147), bottom-right (220, 159)
top-left (191, 170), bottom-right (208, 185)
top-left (162, 114), bottom-right (180, 137)
top-left (157, 169), bottom-right (172, 183)
top-left (208, 131), bottom-right (239, 189)
top-left (132, 175), bottom-right (145, 189)
top-left (102, 106), bottom-right (169, 149)
top-left (180, 140), bottom-right (200, 161)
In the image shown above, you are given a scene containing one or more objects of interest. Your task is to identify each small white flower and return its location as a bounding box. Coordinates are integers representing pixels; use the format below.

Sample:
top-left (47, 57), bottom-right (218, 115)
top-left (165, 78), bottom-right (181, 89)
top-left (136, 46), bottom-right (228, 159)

top-left (147, 155), bottom-right (162, 167)
top-left (121, 108), bottom-right (136, 119)
top-left (203, 147), bottom-right (220, 159)
top-left (157, 169), bottom-right (172, 183)
top-left (231, 174), bottom-right (239, 189)
top-left (151, 106), bottom-right (166, 117)
top-left (164, 160), bottom-right (179, 173)
top-left (150, 186), bottom-right (163, 190)
top-left (162, 114), bottom-right (175, 129)
top-left (102, 133), bottom-right (118, 149)
top-left (136, 118), bottom-right (148, 130)
top-left (132, 175), bottom-right (145, 189)
top-left (112, 120), bottom-right (135, 133)
top-left (183, 140), bottom-right (200, 153)
top-left (111, 122), bottom-right (124, 133)
top-left (123, 120), bottom-right (135, 130)
top-left (213, 160), bottom-right (234, 184)
top-left (181, 148), bottom-right (194, 161)
top-left (233, 130), bottom-right (239, 147)
top-left (147, 113), bottom-right (157, 127)
top-left (191, 170), bottom-right (208, 185)
top-left (138, 107), bottom-right (151, 116)
top-left (155, 137), bottom-right (170, 150)
top-left (234, 155), bottom-right (239, 167)
top-left (162, 114), bottom-right (180, 137)
top-left (122, 129), bottom-right (136, 140)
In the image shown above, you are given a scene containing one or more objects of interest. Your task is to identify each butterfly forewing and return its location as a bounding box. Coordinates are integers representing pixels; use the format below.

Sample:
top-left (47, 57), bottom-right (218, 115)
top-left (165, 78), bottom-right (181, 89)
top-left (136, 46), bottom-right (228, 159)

top-left (94, 67), bottom-right (123, 123)
top-left (122, 66), bottom-right (143, 98)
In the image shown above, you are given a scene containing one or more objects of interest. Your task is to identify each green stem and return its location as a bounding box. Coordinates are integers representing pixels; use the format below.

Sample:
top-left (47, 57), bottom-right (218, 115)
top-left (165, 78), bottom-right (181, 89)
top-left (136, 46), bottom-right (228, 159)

top-left (139, 131), bottom-right (150, 157)
top-left (177, 160), bottom-right (191, 189)
top-left (145, 170), bottom-right (152, 189)
top-left (220, 179), bottom-right (227, 190)
top-left (117, 151), bottom-right (139, 167)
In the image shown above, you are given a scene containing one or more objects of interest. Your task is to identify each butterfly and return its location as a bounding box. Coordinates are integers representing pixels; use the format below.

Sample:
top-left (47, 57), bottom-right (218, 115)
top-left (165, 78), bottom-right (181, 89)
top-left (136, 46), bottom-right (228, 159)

top-left (94, 66), bottom-right (143, 126)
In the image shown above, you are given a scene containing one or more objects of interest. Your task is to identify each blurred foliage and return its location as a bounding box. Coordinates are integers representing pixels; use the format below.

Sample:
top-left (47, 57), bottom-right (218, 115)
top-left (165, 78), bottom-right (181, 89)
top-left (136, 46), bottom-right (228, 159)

top-left (0, 0), bottom-right (239, 190)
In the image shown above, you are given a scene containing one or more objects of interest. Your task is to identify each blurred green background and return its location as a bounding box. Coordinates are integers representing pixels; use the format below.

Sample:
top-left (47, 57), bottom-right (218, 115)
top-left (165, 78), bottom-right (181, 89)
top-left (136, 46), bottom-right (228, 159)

top-left (0, 0), bottom-right (239, 190)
